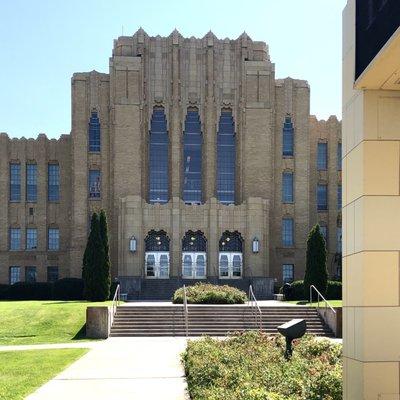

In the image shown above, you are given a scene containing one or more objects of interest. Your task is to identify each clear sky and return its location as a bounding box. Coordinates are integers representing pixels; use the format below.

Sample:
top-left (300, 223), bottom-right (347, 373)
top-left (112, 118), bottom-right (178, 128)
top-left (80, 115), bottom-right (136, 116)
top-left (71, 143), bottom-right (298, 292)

top-left (0, 0), bottom-right (347, 139)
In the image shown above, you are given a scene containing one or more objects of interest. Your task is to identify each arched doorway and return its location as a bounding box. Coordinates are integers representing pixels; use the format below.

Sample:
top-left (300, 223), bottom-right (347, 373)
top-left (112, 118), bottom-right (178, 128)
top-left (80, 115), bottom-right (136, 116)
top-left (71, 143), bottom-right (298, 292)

top-left (218, 231), bottom-right (243, 279)
top-left (144, 230), bottom-right (170, 278)
top-left (182, 231), bottom-right (207, 279)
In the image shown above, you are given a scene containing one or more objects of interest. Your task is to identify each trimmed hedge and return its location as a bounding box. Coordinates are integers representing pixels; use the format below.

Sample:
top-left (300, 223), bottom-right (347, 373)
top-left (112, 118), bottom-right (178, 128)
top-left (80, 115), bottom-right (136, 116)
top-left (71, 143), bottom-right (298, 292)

top-left (281, 280), bottom-right (342, 301)
top-left (172, 283), bottom-right (247, 304)
top-left (53, 278), bottom-right (84, 300)
top-left (0, 278), bottom-right (85, 301)
top-left (3, 282), bottom-right (53, 300)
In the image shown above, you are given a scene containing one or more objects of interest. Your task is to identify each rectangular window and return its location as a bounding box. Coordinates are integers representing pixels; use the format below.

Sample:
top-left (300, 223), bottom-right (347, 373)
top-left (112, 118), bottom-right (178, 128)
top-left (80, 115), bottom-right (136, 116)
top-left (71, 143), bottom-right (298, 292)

top-left (337, 227), bottom-right (342, 253)
top-left (47, 266), bottom-right (59, 282)
top-left (282, 172), bottom-right (294, 203)
top-left (282, 264), bottom-right (294, 283)
top-left (9, 266), bottom-right (20, 285)
top-left (26, 228), bottom-right (37, 250)
top-left (10, 163), bottom-right (21, 201)
top-left (337, 185), bottom-right (342, 210)
top-left (89, 170), bottom-right (101, 198)
top-left (88, 111), bottom-right (101, 152)
top-left (9, 228), bottom-right (21, 250)
top-left (337, 143), bottom-right (342, 171)
top-left (317, 142), bottom-right (328, 170)
top-left (48, 228), bottom-right (60, 251)
top-left (282, 218), bottom-right (294, 246)
top-left (48, 164), bottom-right (60, 201)
top-left (26, 163), bottom-right (37, 202)
top-left (320, 225), bottom-right (328, 246)
top-left (25, 266), bottom-right (37, 283)
top-left (282, 117), bottom-right (294, 156)
top-left (317, 184), bottom-right (328, 211)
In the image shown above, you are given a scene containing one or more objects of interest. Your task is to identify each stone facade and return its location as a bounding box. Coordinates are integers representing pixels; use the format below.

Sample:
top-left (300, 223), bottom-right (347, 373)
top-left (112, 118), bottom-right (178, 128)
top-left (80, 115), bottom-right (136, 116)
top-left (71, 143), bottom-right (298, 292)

top-left (0, 30), bottom-right (341, 298)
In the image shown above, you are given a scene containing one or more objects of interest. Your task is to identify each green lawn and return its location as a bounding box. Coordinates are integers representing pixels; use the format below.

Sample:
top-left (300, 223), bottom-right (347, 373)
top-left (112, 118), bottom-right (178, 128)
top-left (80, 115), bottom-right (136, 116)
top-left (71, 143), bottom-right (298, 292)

top-left (286, 300), bottom-right (342, 307)
top-left (0, 348), bottom-right (88, 400)
top-left (0, 300), bottom-right (112, 345)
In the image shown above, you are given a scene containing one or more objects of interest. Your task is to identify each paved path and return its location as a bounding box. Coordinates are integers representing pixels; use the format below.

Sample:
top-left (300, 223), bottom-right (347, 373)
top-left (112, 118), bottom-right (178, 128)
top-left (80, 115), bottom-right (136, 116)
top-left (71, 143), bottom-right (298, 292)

top-left (26, 337), bottom-right (189, 400)
top-left (121, 300), bottom-right (301, 307)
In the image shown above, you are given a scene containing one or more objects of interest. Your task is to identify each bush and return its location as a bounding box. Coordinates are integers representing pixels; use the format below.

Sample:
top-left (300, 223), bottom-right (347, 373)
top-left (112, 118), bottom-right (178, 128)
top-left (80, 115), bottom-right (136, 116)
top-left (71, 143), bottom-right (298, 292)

top-left (53, 278), bottom-right (84, 300)
top-left (172, 283), bottom-right (247, 304)
top-left (4, 282), bottom-right (53, 300)
top-left (280, 280), bottom-right (342, 301)
top-left (326, 280), bottom-right (342, 300)
top-left (183, 331), bottom-right (342, 400)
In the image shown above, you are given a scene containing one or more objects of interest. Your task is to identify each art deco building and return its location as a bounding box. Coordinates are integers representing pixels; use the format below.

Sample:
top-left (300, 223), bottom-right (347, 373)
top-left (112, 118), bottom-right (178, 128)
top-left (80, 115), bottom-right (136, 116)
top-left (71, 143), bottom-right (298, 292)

top-left (0, 29), bottom-right (341, 298)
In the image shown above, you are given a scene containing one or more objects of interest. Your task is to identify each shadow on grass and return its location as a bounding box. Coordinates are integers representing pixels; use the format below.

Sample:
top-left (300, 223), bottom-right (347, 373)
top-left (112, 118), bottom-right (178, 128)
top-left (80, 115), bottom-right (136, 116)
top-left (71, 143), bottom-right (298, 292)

top-left (72, 324), bottom-right (87, 341)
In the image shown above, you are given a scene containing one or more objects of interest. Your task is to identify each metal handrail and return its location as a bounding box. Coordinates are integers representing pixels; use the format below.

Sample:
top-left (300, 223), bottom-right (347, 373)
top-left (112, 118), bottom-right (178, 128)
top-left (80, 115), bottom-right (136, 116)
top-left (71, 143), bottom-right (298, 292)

top-left (183, 285), bottom-right (189, 337)
top-left (309, 285), bottom-right (336, 314)
top-left (248, 285), bottom-right (263, 331)
top-left (111, 284), bottom-right (121, 325)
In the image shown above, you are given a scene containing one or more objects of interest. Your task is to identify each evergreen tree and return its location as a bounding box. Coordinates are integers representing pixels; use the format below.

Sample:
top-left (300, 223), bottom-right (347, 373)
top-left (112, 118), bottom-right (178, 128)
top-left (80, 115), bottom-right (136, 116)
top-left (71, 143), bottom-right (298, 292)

top-left (82, 212), bottom-right (107, 301)
top-left (304, 224), bottom-right (328, 299)
top-left (99, 209), bottom-right (111, 300)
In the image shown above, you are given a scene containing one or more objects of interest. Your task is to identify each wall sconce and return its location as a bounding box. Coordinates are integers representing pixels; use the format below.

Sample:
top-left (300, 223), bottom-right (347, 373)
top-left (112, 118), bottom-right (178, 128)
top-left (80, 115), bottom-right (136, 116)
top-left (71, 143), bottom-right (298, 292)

top-left (252, 237), bottom-right (259, 253)
top-left (129, 236), bottom-right (137, 253)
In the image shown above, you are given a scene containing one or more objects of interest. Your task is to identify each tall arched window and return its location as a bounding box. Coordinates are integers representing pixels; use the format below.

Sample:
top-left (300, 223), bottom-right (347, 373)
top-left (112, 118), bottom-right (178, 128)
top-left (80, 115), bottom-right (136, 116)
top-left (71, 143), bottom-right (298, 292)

top-left (88, 111), bottom-right (101, 152)
top-left (217, 110), bottom-right (236, 204)
top-left (282, 116), bottom-right (294, 156)
top-left (182, 231), bottom-right (207, 279)
top-left (183, 109), bottom-right (202, 204)
top-left (144, 230), bottom-right (170, 278)
top-left (218, 231), bottom-right (243, 278)
top-left (149, 108), bottom-right (169, 204)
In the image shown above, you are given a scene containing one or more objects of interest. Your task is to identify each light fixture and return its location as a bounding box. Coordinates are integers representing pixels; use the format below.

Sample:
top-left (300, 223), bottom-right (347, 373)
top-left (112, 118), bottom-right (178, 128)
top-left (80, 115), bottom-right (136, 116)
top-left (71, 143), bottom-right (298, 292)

top-left (129, 236), bottom-right (137, 252)
top-left (252, 237), bottom-right (259, 253)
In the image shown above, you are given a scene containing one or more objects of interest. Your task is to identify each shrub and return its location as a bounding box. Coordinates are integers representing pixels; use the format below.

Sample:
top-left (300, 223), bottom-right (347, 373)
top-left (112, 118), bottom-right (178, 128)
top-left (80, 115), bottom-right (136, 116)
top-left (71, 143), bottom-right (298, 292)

top-left (304, 224), bottom-right (328, 298)
top-left (172, 283), bottom-right (247, 304)
top-left (183, 331), bottom-right (342, 400)
top-left (326, 280), bottom-right (342, 300)
top-left (4, 282), bottom-right (53, 300)
top-left (182, 332), bottom-right (342, 400)
top-left (280, 280), bottom-right (342, 301)
top-left (53, 278), bottom-right (84, 300)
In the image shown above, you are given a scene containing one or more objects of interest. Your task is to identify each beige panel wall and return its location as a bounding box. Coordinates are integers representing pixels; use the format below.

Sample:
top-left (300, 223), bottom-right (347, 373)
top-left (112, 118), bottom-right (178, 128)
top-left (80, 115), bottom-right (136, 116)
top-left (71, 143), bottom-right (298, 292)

top-left (343, 1), bottom-right (400, 398)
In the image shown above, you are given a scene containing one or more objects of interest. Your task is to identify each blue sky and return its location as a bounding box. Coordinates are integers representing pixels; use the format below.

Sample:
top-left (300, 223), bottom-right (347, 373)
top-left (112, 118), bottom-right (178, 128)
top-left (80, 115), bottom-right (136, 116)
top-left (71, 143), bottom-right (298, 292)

top-left (0, 0), bottom-right (347, 138)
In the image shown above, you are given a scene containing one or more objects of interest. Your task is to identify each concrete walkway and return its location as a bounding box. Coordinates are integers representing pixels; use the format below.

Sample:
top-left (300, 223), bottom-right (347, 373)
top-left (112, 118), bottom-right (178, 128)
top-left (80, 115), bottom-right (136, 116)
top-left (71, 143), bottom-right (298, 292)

top-left (26, 337), bottom-right (189, 400)
top-left (121, 299), bottom-right (302, 307)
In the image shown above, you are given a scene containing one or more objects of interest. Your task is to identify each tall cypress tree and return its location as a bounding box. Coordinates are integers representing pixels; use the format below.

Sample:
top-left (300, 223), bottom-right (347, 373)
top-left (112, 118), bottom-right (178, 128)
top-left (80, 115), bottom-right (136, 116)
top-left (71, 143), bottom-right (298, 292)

top-left (99, 209), bottom-right (111, 300)
top-left (82, 212), bottom-right (107, 301)
top-left (304, 224), bottom-right (328, 299)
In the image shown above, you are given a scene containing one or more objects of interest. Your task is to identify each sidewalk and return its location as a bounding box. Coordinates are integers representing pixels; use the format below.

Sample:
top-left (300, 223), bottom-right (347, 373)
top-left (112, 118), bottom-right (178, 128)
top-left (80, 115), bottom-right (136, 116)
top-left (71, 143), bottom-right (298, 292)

top-left (26, 337), bottom-right (189, 400)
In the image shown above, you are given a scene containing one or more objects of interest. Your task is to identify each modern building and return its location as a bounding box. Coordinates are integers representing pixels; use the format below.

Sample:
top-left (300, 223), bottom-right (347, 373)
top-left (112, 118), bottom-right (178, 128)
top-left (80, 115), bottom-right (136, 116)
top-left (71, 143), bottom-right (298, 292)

top-left (0, 30), bottom-right (341, 298)
top-left (343, 0), bottom-right (400, 398)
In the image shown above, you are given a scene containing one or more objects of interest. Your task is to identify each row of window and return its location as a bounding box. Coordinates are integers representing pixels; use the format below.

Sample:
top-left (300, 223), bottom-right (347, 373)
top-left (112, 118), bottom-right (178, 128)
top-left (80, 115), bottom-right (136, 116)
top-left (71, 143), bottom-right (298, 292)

top-left (317, 142), bottom-right (342, 171)
top-left (9, 266), bottom-right (59, 284)
top-left (10, 163), bottom-right (60, 202)
top-left (282, 172), bottom-right (342, 209)
top-left (9, 227), bottom-right (59, 251)
top-left (282, 219), bottom-right (342, 252)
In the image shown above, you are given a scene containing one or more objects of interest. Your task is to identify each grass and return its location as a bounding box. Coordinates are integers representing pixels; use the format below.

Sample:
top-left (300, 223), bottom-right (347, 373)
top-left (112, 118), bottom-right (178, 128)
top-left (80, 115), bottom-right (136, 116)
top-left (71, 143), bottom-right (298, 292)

top-left (286, 300), bottom-right (342, 307)
top-left (0, 348), bottom-right (88, 400)
top-left (0, 300), bottom-right (112, 345)
top-left (183, 331), bottom-right (342, 400)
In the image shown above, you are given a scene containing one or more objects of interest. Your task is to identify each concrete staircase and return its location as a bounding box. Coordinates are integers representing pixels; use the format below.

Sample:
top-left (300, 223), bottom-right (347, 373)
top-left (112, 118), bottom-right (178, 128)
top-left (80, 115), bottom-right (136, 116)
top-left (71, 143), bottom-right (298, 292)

top-left (110, 305), bottom-right (334, 337)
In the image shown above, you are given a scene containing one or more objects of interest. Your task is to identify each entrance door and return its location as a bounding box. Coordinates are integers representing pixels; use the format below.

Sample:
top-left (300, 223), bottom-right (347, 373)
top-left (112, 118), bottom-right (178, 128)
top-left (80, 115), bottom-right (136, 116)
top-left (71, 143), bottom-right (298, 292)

top-left (182, 252), bottom-right (206, 278)
top-left (218, 252), bottom-right (242, 278)
top-left (145, 252), bottom-right (170, 278)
